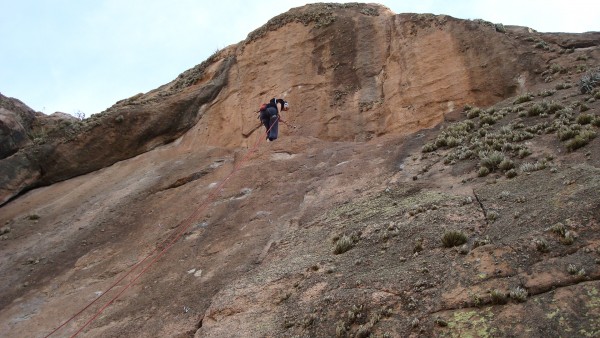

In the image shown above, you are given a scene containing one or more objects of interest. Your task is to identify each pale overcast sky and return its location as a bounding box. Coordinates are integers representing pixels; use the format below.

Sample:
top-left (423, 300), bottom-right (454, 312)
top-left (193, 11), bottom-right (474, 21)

top-left (1, 0), bottom-right (598, 116)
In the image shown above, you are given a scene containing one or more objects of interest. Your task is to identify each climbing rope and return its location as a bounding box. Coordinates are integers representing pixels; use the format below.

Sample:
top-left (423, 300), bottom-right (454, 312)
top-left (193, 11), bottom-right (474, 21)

top-left (45, 117), bottom-right (279, 337)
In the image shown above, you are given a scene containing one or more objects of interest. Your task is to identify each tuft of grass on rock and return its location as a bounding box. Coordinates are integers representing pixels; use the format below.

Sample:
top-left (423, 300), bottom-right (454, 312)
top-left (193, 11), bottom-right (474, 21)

top-left (478, 166), bottom-right (490, 177)
top-left (333, 235), bottom-right (354, 254)
top-left (487, 211), bottom-right (499, 222)
top-left (490, 289), bottom-right (508, 305)
top-left (441, 230), bottom-right (468, 248)
top-left (534, 238), bottom-right (550, 253)
top-left (509, 286), bottom-right (528, 302)
top-left (435, 317), bottom-right (448, 327)
top-left (413, 238), bottom-right (424, 253)
top-left (473, 236), bottom-right (491, 248)
top-left (567, 263), bottom-right (579, 275)
top-left (549, 222), bottom-right (566, 237)
top-left (506, 169), bottom-right (518, 178)
top-left (539, 89), bottom-right (556, 97)
top-left (562, 231), bottom-right (575, 245)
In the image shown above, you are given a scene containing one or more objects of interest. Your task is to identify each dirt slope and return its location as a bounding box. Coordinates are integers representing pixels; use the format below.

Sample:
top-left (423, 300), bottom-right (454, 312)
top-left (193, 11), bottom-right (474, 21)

top-left (1, 3), bottom-right (600, 337)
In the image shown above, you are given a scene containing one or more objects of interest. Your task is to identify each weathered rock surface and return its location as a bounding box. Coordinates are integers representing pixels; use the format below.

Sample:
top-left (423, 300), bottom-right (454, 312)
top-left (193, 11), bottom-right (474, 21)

top-left (0, 3), bottom-right (599, 337)
top-left (0, 94), bottom-right (37, 159)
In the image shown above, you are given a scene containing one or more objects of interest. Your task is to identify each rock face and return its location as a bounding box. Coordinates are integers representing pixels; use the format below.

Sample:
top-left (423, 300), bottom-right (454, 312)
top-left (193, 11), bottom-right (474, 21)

top-left (1, 3), bottom-right (600, 338)
top-left (0, 94), bottom-right (36, 159)
top-left (0, 4), bottom-right (550, 205)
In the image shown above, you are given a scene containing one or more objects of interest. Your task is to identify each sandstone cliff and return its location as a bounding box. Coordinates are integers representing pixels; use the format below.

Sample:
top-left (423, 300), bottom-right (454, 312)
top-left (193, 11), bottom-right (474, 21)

top-left (1, 3), bottom-right (556, 205)
top-left (1, 3), bottom-right (600, 337)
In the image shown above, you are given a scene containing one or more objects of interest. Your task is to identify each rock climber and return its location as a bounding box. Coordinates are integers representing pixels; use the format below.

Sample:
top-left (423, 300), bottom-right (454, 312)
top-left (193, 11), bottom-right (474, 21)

top-left (259, 98), bottom-right (289, 141)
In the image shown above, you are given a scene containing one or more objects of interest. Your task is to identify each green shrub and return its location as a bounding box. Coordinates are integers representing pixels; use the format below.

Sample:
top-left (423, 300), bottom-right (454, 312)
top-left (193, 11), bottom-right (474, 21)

top-left (441, 230), bottom-right (468, 248)
top-left (546, 101), bottom-right (564, 114)
top-left (521, 161), bottom-right (546, 173)
top-left (558, 127), bottom-right (578, 141)
top-left (446, 136), bottom-right (461, 148)
top-left (479, 114), bottom-right (496, 126)
top-left (577, 114), bottom-right (594, 125)
top-left (422, 142), bottom-right (436, 153)
top-left (556, 83), bottom-right (573, 90)
top-left (527, 103), bottom-right (546, 117)
top-left (467, 108), bottom-right (481, 119)
top-left (355, 325), bottom-right (371, 338)
top-left (435, 137), bottom-right (448, 148)
top-left (550, 64), bottom-right (564, 74)
top-left (517, 148), bottom-right (532, 158)
top-left (498, 159), bottom-right (515, 171)
top-left (509, 131), bottom-right (523, 142)
top-left (513, 94), bottom-right (533, 104)
top-left (480, 150), bottom-right (505, 170)
top-left (534, 41), bottom-right (548, 50)
top-left (478, 167), bottom-right (490, 177)
top-left (539, 89), bottom-right (556, 97)
top-left (566, 130), bottom-right (597, 151)
top-left (579, 68), bottom-right (600, 94)
top-left (30, 128), bottom-right (48, 145)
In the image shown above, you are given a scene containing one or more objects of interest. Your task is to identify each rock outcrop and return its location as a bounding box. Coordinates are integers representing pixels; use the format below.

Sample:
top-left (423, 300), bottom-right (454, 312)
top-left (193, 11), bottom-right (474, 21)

top-left (0, 94), bottom-right (37, 159)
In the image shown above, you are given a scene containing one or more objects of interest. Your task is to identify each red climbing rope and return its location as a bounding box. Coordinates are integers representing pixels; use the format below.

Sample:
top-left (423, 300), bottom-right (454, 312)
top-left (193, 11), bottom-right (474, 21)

top-left (45, 117), bottom-right (279, 337)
